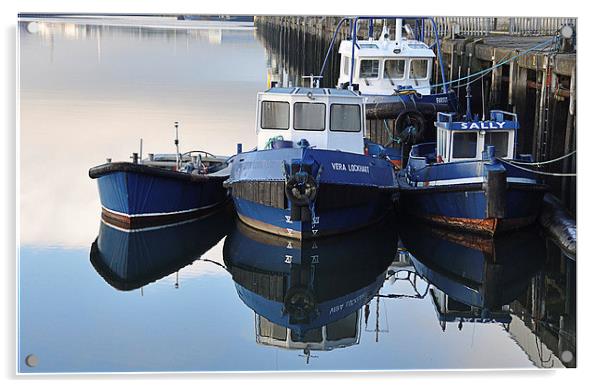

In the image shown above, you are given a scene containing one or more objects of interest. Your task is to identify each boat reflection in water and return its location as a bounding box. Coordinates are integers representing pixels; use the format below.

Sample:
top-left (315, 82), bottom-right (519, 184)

top-left (90, 205), bottom-right (235, 291)
top-left (399, 220), bottom-right (576, 368)
top-left (223, 218), bottom-right (398, 362)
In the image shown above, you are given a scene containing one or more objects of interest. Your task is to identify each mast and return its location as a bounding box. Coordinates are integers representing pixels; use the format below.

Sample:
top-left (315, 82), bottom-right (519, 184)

top-left (174, 121), bottom-right (180, 169)
top-left (395, 18), bottom-right (403, 42)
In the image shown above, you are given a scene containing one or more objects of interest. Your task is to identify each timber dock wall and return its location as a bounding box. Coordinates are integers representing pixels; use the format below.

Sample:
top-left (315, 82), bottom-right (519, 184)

top-left (255, 16), bottom-right (576, 213)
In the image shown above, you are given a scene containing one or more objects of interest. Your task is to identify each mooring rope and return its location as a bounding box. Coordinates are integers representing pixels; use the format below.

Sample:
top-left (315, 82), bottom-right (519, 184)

top-left (503, 150), bottom-right (576, 166)
top-left (499, 158), bottom-right (577, 177)
top-left (383, 119), bottom-right (401, 144)
top-left (429, 36), bottom-right (558, 90)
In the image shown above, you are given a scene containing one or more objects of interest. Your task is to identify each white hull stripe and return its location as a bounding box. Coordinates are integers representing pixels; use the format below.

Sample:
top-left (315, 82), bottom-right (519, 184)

top-left (100, 217), bottom-right (204, 234)
top-left (411, 176), bottom-right (537, 187)
top-left (101, 203), bottom-right (220, 218)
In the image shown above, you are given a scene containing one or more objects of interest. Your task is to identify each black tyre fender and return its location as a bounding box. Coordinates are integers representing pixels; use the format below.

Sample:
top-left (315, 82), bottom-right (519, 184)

top-left (285, 173), bottom-right (318, 207)
top-left (394, 111), bottom-right (426, 143)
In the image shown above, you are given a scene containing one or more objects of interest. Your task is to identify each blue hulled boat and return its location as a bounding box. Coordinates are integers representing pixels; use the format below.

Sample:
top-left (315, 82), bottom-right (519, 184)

top-left (90, 205), bottom-right (234, 291)
top-left (89, 123), bottom-right (231, 229)
top-left (223, 217), bottom-right (397, 355)
top-left (224, 87), bottom-right (398, 239)
top-left (399, 221), bottom-right (545, 326)
top-left (399, 108), bottom-right (547, 235)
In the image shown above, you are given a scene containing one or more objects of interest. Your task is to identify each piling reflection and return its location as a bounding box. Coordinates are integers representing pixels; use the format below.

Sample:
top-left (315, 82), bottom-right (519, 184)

top-left (399, 221), bottom-right (576, 367)
top-left (256, 20), bottom-right (339, 88)
top-left (90, 205), bottom-right (234, 291)
top-left (223, 218), bottom-right (398, 361)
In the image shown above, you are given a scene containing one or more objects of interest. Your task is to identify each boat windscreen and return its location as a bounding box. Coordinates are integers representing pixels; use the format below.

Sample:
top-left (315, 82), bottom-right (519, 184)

top-left (261, 101), bottom-right (290, 130)
top-left (291, 328), bottom-right (323, 343)
top-left (326, 312), bottom-right (358, 341)
top-left (360, 59), bottom-right (380, 78)
top-left (330, 104), bottom-right (362, 132)
top-left (258, 316), bottom-right (287, 341)
top-left (484, 132), bottom-right (510, 157)
top-left (293, 102), bottom-right (326, 131)
top-left (452, 132), bottom-right (478, 159)
top-left (410, 59), bottom-right (429, 80)
top-left (385, 59), bottom-right (406, 79)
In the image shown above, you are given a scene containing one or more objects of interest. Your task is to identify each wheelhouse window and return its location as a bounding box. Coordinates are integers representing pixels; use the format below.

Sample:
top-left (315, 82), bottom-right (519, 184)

top-left (384, 59), bottom-right (406, 79)
top-left (330, 104), bottom-right (362, 132)
top-left (343, 56), bottom-right (350, 76)
top-left (452, 132), bottom-right (478, 159)
top-left (326, 312), bottom-right (358, 341)
top-left (484, 131), bottom-right (510, 158)
top-left (291, 328), bottom-right (322, 343)
top-left (258, 316), bottom-right (287, 341)
top-left (359, 59), bottom-right (380, 78)
top-left (293, 102), bottom-right (326, 131)
top-left (261, 101), bottom-right (289, 130)
top-left (410, 59), bottom-right (429, 80)
top-left (437, 129), bottom-right (449, 160)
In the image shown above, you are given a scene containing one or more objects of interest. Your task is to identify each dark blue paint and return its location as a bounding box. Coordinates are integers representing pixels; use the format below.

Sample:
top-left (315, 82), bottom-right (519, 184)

top-left (399, 222), bottom-right (546, 311)
top-left (92, 208), bottom-right (234, 290)
top-left (227, 147), bottom-right (396, 236)
top-left (402, 142), bottom-right (545, 223)
top-left (96, 170), bottom-right (227, 215)
top-left (223, 218), bottom-right (398, 335)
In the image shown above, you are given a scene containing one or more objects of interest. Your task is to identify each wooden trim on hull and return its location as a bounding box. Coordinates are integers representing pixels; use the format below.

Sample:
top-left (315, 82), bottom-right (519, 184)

top-left (237, 212), bottom-right (390, 240)
top-left (101, 200), bottom-right (230, 230)
top-left (237, 214), bottom-right (302, 239)
top-left (417, 214), bottom-right (538, 236)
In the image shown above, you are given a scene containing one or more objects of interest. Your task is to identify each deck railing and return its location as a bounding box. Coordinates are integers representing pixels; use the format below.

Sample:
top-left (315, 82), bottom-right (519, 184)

top-left (422, 17), bottom-right (576, 37)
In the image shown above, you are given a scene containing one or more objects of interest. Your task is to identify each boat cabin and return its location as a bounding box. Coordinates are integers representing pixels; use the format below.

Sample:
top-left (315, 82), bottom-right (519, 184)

top-left (435, 111), bottom-right (518, 163)
top-left (256, 87), bottom-right (366, 154)
top-left (255, 311), bottom-right (360, 352)
top-left (337, 23), bottom-right (435, 96)
top-left (430, 289), bottom-right (512, 329)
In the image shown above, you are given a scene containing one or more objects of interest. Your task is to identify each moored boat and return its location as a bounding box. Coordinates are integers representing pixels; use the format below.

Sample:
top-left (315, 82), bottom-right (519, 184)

top-left (399, 221), bottom-right (545, 325)
top-left (224, 86), bottom-right (398, 239)
top-left (399, 107), bottom-right (547, 235)
top-left (334, 17), bottom-right (457, 121)
top-left (90, 205), bottom-right (235, 291)
top-left (89, 123), bottom-right (231, 229)
top-left (222, 217), bottom-right (397, 357)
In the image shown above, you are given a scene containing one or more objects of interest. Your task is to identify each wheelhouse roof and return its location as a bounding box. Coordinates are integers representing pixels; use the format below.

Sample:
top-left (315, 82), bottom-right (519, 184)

top-left (435, 111), bottom-right (520, 131)
top-left (338, 39), bottom-right (435, 58)
top-left (262, 87), bottom-right (361, 98)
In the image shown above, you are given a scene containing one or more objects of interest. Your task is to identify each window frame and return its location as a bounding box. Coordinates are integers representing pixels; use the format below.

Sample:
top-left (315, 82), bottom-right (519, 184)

top-left (384, 59), bottom-right (407, 80)
top-left (329, 103), bottom-right (363, 133)
top-left (484, 130), bottom-right (510, 158)
top-left (409, 58), bottom-right (430, 80)
top-left (293, 102), bottom-right (327, 132)
top-left (260, 100), bottom-right (290, 130)
top-left (358, 59), bottom-right (381, 79)
top-left (451, 131), bottom-right (478, 160)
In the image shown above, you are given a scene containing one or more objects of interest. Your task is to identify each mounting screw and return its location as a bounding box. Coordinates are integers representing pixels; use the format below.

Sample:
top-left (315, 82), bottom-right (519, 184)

top-left (25, 354), bottom-right (38, 367)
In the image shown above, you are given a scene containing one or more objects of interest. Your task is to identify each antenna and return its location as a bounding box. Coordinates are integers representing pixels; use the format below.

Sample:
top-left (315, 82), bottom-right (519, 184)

top-left (174, 121), bottom-right (180, 169)
top-left (139, 138), bottom-right (143, 164)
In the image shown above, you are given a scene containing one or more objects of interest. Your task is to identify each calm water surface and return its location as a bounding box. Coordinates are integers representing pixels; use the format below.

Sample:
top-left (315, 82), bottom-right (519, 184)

top-left (18, 17), bottom-right (576, 373)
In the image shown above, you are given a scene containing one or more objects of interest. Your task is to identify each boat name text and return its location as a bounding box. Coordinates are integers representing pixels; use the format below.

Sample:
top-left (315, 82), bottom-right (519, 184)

top-left (460, 121), bottom-right (507, 130)
top-left (331, 162), bottom-right (370, 174)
